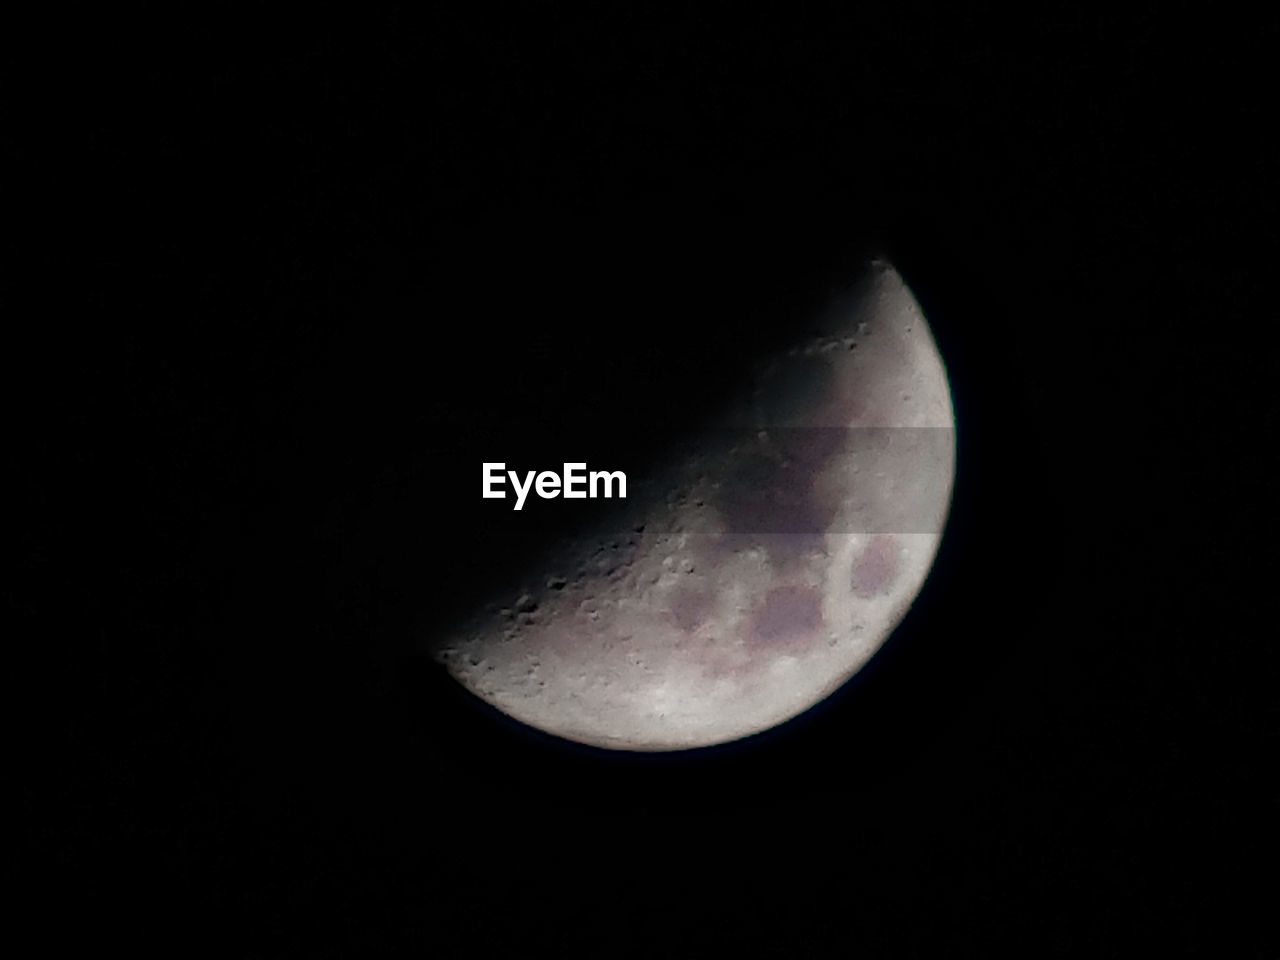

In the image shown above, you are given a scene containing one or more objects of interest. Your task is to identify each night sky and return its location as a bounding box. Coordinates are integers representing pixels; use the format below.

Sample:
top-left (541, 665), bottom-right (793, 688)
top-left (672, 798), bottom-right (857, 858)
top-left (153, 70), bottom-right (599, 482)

top-left (13, 5), bottom-right (1274, 955)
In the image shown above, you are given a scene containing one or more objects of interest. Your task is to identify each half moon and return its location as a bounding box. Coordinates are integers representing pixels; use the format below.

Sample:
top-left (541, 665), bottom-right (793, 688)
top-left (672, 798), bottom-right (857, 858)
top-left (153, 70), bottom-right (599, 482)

top-left (435, 260), bottom-right (955, 750)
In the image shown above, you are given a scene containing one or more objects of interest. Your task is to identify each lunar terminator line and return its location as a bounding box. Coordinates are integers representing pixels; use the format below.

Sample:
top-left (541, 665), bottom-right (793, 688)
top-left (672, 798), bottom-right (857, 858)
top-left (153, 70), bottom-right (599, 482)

top-left (435, 260), bottom-right (956, 750)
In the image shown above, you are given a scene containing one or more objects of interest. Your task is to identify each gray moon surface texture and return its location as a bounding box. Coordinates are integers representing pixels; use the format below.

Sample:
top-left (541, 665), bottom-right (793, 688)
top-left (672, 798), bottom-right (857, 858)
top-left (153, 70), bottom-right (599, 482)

top-left (436, 260), bottom-right (956, 750)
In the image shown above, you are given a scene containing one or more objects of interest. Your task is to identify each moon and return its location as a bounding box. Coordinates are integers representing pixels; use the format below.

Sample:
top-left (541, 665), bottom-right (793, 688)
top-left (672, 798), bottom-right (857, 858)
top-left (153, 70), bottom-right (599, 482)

top-left (435, 260), bottom-right (955, 750)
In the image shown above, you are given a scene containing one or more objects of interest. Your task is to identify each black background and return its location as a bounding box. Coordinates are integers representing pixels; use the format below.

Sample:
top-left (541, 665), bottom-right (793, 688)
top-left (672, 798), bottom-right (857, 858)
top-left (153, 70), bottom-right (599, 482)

top-left (13, 4), bottom-right (1275, 956)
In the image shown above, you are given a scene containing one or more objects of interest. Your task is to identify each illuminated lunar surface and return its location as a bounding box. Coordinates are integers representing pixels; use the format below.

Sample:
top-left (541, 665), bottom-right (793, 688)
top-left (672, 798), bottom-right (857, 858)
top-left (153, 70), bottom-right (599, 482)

top-left (435, 261), bottom-right (956, 750)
